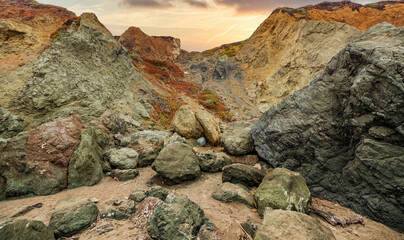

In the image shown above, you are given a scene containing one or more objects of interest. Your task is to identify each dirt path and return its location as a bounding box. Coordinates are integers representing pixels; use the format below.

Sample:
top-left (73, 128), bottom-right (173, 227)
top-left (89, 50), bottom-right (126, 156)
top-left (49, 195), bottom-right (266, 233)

top-left (0, 167), bottom-right (403, 240)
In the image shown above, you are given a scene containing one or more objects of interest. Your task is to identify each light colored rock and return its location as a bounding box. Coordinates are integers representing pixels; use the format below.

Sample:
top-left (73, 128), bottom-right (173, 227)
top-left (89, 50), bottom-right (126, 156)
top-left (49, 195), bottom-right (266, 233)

top-left (172, 105), bottom-right (204, 139)
top-left (221, 121), bottom-right (254, 155)
top-left (107, 148), bottom-right (139, 170)
top-left (195, 109), bottom-right (221, 145)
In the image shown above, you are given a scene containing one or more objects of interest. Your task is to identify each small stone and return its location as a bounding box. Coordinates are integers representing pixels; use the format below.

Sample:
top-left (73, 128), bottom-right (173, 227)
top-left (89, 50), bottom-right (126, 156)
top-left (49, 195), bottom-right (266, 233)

top-left (197, 137), bottom-right (207, 147)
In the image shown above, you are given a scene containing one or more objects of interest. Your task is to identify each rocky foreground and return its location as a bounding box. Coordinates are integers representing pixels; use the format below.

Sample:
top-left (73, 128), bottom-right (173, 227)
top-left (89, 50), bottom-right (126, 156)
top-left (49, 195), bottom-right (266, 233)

top-left (0, 0), bottom-right (403, 239)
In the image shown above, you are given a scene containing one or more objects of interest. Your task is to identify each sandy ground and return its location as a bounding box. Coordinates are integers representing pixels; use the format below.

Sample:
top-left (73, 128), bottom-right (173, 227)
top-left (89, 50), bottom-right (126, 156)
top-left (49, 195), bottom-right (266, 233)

top-left (0, 167), bottom-right (403, 240)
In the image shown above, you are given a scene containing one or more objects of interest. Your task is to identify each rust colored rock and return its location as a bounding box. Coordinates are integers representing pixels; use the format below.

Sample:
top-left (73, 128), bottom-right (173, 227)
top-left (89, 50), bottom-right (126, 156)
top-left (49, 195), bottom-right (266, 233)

top-left (27, 114), bottom-right (85, 168)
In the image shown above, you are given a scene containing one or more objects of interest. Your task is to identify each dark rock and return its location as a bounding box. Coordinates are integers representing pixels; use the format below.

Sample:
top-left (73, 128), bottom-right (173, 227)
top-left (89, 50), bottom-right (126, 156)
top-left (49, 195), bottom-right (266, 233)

top-left (254, 210), bottom-right (335, 240)
top-left (241, 219), bottom-right (259, 239)
top-left (111, 169), bottom-right (139, 181)
top-left (221, 121), bottom-right (254, 155)
top-left (49, 197), bottom-right (99, 238)
top-left (197, 151), bottom-right (232, 173)
top-left (222, 164), bottom-right (265, 188)
top-left (212, 182), bottom-right (254, 208)
top-left (251, 23), bottom-right (404, 231)
top-left (0, 220), bottom-right (55, 240)
top-left (146, 194), bottom-right (205, 240)
top-left (100, 198), bottom-right (135, 220)
top-left (254, 168), bottom-right (311, 216)
top-left (197, 220), bottom-right (221, 240)
top-left (152, 143), bottom-right (201, 185)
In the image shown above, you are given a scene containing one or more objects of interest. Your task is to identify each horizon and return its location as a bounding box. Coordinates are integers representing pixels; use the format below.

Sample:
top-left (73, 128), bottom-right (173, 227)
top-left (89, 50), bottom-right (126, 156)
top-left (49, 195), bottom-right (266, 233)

top-left (40, 0), bottom-right (376, 52)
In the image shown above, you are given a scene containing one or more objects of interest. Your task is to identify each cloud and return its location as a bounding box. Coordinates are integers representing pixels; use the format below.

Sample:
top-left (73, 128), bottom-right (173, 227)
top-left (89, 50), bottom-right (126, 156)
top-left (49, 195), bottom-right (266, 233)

top-left (119, 0), bottom-right (208, 9)
top-left (184, 0), bottom-right (208, 8)
top-left (119, 0), bottom-right (173, 8)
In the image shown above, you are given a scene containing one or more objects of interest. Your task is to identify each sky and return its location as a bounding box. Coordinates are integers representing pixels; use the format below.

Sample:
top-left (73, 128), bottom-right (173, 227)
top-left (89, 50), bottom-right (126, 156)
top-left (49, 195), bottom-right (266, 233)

top-left (40, 0), bottom-right (376, 52)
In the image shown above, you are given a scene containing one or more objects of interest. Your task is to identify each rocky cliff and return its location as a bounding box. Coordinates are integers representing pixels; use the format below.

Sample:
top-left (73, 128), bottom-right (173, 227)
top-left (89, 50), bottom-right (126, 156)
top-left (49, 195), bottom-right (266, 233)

top-left (119, 27), bottom-right (181, 61)
top-left (251, 23), bottom-right (404, 231)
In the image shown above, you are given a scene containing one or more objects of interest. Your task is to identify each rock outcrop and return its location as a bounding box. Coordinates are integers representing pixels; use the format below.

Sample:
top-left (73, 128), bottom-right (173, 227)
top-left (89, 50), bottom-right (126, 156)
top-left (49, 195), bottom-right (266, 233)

top-left (251, 23), bottom-right (404, 231)
top-left (118, 26), bottom-right (180, 61)
top-left (254, 210), bottom-right (336, 240)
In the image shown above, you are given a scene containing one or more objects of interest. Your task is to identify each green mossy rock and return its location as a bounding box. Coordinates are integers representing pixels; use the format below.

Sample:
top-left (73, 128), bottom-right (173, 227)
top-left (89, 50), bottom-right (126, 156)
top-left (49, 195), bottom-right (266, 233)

top-left (0, 220), bottom-right (55, 240)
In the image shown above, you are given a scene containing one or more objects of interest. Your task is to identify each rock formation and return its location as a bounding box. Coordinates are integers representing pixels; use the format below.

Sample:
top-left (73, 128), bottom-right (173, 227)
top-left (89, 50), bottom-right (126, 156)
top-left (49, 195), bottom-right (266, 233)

top-left (118, 26), bottom-right (180, 61)
top-left (251, 23), bottom-right (404, 231)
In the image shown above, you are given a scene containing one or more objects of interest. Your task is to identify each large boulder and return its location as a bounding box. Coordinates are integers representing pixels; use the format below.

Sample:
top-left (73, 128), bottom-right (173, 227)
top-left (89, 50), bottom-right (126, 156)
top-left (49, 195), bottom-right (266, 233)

top-left (195, 109), bottom-right (221, 145)
top-left (254, 210), bottom-right (335, 240)
top-left (212, 182), bottom-right (254, 208)
top-left (0, 220), bottom-right (55, 240)
top-left (146, 194), bottom-right (205, 240)
top-left (0, 114), bottom-right (85, 199)
top-left (254, 168), bottom-right (311, 215)
top-left (251, 23), bottom-right (404, 230)
top-left (49, 197), bottom-right (99, 238)
top-left (107, 148), bottom-right (139, 169)
top-left (222, 164), bottom-right (265, 188)
top-left (221, 121), bottom-right (254, 155)
top-left (151, 143), bottom-right (201, 185)
top-left (68, 127), bottom-right (108, 188)
top-left (172, 105), bottom-right (204, 139)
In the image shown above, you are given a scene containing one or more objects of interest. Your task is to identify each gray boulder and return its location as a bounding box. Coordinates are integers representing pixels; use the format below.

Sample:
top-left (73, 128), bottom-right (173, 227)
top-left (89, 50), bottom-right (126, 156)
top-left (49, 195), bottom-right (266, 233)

top-left (152, 143), bottom-right (201, 185)
top-left (212, 182), bottom-right (254, 208)
top-left (254, 168), bottom-right (311, 216)
top-left (221, 121), bottom-right (254, 155)
top-left (222, 164), bottom-right (265, 188)
top-left (49, 197), bottom-right (99, 238)
top-left (251, 23), bottom-right (404, 231)
top-left (0, 220), bottom-right (55, 240)
top-left (146, 194), bottom-right (205, 240)
top-left (197, 151), bottom-right (232, 173)
top-left (107, 148), bottom-right (139, 169)
top-left (254, 210), bottom-right (335, 240)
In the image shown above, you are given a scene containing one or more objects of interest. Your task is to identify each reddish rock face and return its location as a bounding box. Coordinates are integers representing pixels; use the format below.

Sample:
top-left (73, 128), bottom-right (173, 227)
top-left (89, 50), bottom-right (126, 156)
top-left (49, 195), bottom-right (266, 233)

top-left (27, 114), bottom-right (85, 168)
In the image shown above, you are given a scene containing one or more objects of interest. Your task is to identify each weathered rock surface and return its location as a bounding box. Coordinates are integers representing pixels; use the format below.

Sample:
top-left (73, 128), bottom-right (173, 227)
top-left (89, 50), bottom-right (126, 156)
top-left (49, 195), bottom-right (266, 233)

top-left (254, 168), bottom-right (311, 215)
top-left (107, 148), bottom-right (139, 170)
top-left (118, 26), bottom-right (180, 61)
top-left (212, 182), bottom-right (254, 208)
top-left (130, 186), bottom-right (169, 202)
top-left (222, 164), bottom-right (265, 188)
top-left (254, 209), bottom-right (335, 240)
top-left (0, 219), bottom-right (55, 240)
top-left (152, 143), bottom-right (201, 185)
top-left (1, 12), bottom-right (151, 128)
top-left (49, 197), bottom-right (99, 238)
top-left (111, 169), bottom-right (139, 181)
top-left (221, 121), bottom-right (254, 155)
top-left (0, 107), bottom-right (23, 139)
top-left (68, 127), bottom-right (107, 188)
top-left (100, 198), bottom-right (135, 220)
top-left (197, 220), bottom-right (221, 240)
top-left (197, 151), bottom-right (232, 173)
top-left (131, 197), bottom-right (165, 235)
top-left (251, 23), bottom-right (404, 231)
top-left (172, 105), bottom-right (203, 139)
top-left (146, 194), bottom-right (205, 240)
top-left (195, 109), bottom-right (221, 145)
top-left (0, 114), bottom-right (85, 199)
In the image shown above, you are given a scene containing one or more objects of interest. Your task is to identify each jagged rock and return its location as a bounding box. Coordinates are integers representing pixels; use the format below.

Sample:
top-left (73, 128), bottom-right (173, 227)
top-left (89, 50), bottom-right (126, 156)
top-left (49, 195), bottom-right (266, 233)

top-left (100, 198), bottom-right (135, 220)
top-left (68, 127), bottom-right (107, 188)
top-left (123, 130), bottom-right (171, 167)
top-left (100, 111), bottom-right (141, 134)
top-left (254, 210), bottom-right (335, 240)
top-left (0, 107), bottom-right (23, 139)
top-left (147, 194), bottom-right (205, 240)
top-left (172, 105), bottom-right (204, 139)
top-left (197, 137), bottom-right (207, 147)
top-left (197, 151), bottom-right (232, 173)
top-left (0, 219), bottom-right (55, 240)
top-left (212, 182), bottom-right (254, 208)
top-left (221, 121), bottom-right (254, 155)
top-left (106, 148), bottom-right (139, 170)
top-left (0, 114), bottom-right (85, 198)
top-left (3, 12), bottom-right (151, 126)
top-left (222, 164), bottom-right (265, 188)
top-left (49, 197), bottom-right (99, 238)
top-left (111, 169), bottom-right (139, 181)
top-left (195, 109), bottom-right (221, 145)
top-left (197, 220), bottom-right (221, 240)
top-left (254, 168), bottom-right (311, 216)
top-left (251, 23), bottom-right (404, 231)
top-left (152, 143), bottom-right (201, 185)
top-left (165, 132), bottom-right (187, 146)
